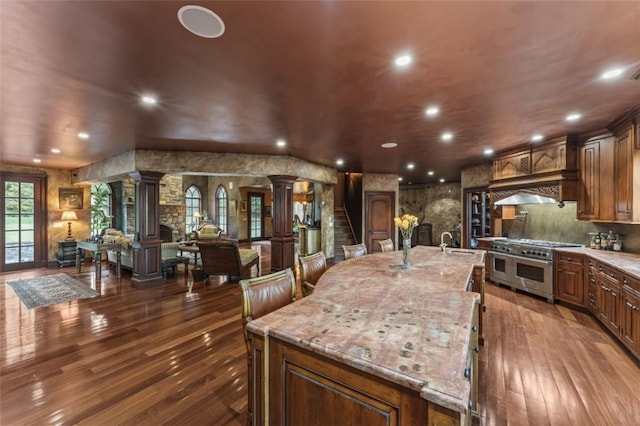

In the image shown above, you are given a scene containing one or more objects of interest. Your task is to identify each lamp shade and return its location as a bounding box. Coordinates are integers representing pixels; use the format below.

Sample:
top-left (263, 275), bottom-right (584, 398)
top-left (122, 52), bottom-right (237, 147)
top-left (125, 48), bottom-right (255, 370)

top-left (193, 212), bottom-right (201, 218)
top-left (61, 210), bottom-right (78, 221)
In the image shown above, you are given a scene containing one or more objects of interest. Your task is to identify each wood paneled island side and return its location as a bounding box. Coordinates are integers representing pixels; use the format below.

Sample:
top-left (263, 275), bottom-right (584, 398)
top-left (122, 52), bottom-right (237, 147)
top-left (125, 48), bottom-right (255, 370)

top-left (246, 246), bottom-right (484, 425)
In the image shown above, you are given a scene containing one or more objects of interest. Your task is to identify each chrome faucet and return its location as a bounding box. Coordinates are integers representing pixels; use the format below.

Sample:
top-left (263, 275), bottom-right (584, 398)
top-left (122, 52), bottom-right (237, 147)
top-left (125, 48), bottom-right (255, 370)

top-left (440, 232), bottom-right (453, 251)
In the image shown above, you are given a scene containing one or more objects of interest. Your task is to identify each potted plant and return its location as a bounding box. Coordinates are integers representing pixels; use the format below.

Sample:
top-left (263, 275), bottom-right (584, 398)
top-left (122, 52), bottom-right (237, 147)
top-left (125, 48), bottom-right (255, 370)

top-left (90, 185), bottom-right (111, 240)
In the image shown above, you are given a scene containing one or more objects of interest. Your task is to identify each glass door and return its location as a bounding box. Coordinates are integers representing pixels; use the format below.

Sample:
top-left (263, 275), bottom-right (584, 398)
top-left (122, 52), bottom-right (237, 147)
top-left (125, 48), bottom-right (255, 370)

top-left (248, 193), bottom-right (264, 240)
top-left (1, 174), bottom-right (47, 271)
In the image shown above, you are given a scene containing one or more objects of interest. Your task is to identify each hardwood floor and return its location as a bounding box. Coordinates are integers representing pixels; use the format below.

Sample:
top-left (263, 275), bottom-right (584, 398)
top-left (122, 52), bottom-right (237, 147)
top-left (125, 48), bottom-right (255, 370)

top-left (2, 246), bottom-right (639, 425)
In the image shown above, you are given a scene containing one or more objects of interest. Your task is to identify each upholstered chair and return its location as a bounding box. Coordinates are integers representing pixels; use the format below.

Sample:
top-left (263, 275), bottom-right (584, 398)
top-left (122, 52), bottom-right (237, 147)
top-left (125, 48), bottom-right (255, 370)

top-left (298, 252), bottom-right (328, 297)
top-left (378, 239), bottom-right (394, 253)
top-left (240, 268), bottom-right (296, 352)
top-left (197, 240), bottom-right (259, 282)
top-left (342, 243), bottom-right (367, 260)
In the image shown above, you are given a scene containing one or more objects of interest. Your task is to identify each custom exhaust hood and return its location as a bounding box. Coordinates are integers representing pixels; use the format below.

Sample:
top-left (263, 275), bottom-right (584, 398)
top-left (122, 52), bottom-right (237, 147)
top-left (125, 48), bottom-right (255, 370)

top-left (489, 135), bottom-right (579, 206)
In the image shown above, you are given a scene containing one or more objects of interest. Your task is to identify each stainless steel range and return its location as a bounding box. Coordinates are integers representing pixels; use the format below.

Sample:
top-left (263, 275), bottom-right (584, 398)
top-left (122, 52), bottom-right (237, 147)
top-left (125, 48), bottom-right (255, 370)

top-left (488, 239), bottom-right (583, 303)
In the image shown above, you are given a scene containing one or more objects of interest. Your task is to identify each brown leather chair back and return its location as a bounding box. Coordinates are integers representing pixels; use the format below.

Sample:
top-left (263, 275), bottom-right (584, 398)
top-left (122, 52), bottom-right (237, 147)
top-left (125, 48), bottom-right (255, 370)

top-left (197, 239), bottom-right (259, 281)
top-left (240, 268), bottom-right (296, 351)
top-left (298, 252), bottom-right (327, 296)
top-left (378, 238), bottom-right (394, 252)
top-left (342, 243), bottom-right (367, 260)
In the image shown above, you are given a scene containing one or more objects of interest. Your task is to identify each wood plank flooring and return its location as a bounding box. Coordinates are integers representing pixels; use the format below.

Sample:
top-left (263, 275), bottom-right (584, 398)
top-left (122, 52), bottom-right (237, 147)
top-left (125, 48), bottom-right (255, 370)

top-left (2, 245), bottom-right (639, 425)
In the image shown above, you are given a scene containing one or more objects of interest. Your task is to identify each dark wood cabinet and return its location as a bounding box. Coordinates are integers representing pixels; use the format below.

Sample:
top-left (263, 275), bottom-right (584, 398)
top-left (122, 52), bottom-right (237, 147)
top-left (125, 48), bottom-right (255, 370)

top-left (587, 259), bottom-right (598, 314)
top-left (493, 149), bottom-right (530, 179)
top-left (621, 275), bottom-right (640, 356)
top-left (57, 241), bottom-right (77, 267)
top-left (597, 264), bottom-right (621, 336)
top-left (555, 253), bottom-right (585, 306)
top-left (613, 124), bottom-right (636, 222)
top-left (577, 135), bottom-right (615, 221)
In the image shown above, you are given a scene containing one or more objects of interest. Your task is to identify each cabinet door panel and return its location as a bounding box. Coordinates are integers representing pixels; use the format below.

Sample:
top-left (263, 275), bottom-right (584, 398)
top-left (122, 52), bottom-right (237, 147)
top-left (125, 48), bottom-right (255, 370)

top-left (614, 127), bottom-right (633, 221)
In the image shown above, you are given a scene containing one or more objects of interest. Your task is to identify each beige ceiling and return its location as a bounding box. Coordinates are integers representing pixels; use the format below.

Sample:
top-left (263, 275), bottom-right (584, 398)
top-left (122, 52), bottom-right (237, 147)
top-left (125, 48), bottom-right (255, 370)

top-left (1, 1), bottom-right (639, 184)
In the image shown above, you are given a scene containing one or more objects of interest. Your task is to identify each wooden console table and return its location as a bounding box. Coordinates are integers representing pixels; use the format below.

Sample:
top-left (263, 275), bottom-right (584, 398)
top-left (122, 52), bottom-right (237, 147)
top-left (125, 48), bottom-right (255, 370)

top-left (76, 241), bottom-right (121, 282)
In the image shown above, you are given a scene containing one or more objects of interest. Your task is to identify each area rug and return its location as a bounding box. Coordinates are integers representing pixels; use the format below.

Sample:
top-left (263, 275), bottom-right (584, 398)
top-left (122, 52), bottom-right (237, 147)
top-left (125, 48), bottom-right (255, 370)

top-left (7, 273), bottom-right (98, 309)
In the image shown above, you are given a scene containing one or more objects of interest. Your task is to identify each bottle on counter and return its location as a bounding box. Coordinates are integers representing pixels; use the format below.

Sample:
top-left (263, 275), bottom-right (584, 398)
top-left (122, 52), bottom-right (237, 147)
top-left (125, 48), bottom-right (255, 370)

top-left (594, 232), bottom-right (602, 250)
top-left (606, 230), bottom-right (614, 251)
top-left (613, 235), bottom-right (623, 252)
top-left (589, 233), bottom-right (597, 249)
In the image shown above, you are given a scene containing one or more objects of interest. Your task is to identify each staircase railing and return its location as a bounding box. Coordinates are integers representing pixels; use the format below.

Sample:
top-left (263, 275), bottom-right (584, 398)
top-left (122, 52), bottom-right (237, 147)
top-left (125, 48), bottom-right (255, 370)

top-left (342, 203), bottom-right (358, 244)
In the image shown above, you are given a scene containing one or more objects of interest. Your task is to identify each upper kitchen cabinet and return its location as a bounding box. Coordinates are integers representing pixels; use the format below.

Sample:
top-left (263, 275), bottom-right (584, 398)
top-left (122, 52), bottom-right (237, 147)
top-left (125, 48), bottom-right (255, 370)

top-left (493, 148), bottom-right (531, 179)
top-left (577, 132), bottom-right (615, 221)
top-left (611, 116), bottom-right (639, 222)
top-left (531, 136), bottom-right (578, 174)
top-left (577, 111), bottom-right (639, 223)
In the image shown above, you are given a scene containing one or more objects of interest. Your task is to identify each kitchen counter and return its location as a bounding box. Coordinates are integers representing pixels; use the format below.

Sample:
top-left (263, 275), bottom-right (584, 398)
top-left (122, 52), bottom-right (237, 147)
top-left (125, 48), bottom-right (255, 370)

top-left (246, 246), bottom-right (483, 420)
top-left (555, 247), bottom-right (640, 280)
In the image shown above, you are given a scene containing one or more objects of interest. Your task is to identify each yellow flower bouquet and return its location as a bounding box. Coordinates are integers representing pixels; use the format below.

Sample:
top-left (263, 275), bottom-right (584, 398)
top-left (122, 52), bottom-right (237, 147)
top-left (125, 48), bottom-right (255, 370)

top-left (394, 214), bottom-right (419, 269)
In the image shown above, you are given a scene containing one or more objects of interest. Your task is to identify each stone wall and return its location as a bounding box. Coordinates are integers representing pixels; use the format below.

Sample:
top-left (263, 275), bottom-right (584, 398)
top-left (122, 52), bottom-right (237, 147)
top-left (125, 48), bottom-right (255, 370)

top-left (399, 183), bottom-right (462, 246)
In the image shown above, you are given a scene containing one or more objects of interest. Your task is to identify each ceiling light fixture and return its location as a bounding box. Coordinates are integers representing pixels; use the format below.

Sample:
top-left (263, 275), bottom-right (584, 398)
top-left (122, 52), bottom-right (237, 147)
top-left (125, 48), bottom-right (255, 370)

top-left (276, 139), bottom-right (286, 147)
top-left (427, 170), bottom-right (434, 176)
top-left (33, 158), bottom-right (41, 163)
top-left (601, 68), bottom-right (624, 80)
top-left (407, 163), bottom-right (415, 170)
top-left (484, 148), bottom-right (494, 155)
top-left (381, 142), bottom-right (398, 148)
top-left (439, 178), bottom-right (445, 183)
top-left (178, 5), bottom-right (225, 38)
top-left (398, 177), bottom-right (403, 182)
top-left (141, 95), bottom-right (158, 105)
top-left (531, 134), bottom-right (544, 142)
top-left (441, 132), bottom-right (453, 141)
top-left (394, 54), bottom-right (412, 67)
top-left (336, 159), bottom-right (344, 166)
top-left (78, 132), bottom-right (89, 139)
top-left (51, 148), bottom-right (61, 154)
top-left (425, 106), bottom-right (439, 117)
top-left (566, 113), bottom-right (581, 122)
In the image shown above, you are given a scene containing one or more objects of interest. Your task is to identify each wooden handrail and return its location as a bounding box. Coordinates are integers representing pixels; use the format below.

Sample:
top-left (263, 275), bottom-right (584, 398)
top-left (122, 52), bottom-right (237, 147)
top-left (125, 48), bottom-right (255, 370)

top-left (342, 203), bottom-right (358, 244)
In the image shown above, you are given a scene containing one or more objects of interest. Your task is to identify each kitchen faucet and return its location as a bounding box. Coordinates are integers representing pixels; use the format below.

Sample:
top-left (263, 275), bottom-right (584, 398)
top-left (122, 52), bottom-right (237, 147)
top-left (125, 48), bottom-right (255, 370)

top-left (440, 232), bottom-right (453, 251)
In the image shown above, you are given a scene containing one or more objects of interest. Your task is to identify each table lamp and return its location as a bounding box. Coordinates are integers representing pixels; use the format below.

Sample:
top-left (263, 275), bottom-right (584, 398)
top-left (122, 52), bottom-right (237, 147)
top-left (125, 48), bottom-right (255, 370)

top-left (193, 211), bottom-right (201, 229)
top-left (61, 210), bottom-right (78, 241)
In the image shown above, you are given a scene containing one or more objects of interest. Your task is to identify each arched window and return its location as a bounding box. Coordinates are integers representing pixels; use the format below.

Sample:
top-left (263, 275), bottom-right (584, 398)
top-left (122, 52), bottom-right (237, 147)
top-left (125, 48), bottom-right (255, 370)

top-left (215, 185), bottom-right (228, 233)
top-left (185, 185), bottom-right (201, 233)
top-left (91, 183), bottom-right (112, 237)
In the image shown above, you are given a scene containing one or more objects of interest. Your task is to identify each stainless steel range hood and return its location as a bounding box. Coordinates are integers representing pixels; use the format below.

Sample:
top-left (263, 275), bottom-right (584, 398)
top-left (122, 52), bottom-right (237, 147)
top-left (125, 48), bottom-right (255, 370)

top-left (494, 192), bottom-right (557, 205)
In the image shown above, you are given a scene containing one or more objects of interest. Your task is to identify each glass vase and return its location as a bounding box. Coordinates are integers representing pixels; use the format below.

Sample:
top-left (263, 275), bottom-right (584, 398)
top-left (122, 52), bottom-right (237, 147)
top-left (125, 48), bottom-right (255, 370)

top-left (402, 238), bottom-right (412, 269)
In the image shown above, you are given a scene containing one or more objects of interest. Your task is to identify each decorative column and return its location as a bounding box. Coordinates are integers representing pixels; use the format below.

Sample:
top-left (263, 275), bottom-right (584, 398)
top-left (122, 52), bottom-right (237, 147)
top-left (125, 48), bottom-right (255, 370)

top-left (268, 175), bottom-right (297, 272)
top-left (130, 171), bottom-right (164, 288)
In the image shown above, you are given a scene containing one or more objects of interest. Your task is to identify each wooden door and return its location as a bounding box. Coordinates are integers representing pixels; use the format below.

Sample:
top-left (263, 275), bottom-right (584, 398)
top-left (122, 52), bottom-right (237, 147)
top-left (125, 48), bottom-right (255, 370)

top-left (1, 172), bottom-right (48, 271)
top-left (248, 192), bottom-right (264, 241)
top-left (364, 192), bottom-right (394, 253)
top-left (621, 286), bottom-right (639, 353)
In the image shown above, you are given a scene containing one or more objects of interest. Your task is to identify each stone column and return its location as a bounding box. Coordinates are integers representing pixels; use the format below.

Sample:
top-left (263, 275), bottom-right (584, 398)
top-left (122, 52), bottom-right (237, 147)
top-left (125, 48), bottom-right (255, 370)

top-left (268, 175), bottom-right (297, 272)
top-left (130, 171), bottom-right (164, 288)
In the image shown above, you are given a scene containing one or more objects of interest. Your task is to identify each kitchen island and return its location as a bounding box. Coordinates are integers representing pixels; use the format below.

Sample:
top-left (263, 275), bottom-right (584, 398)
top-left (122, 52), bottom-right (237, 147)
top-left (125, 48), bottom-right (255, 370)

top-left (246, 246), bottom-right (484, 426)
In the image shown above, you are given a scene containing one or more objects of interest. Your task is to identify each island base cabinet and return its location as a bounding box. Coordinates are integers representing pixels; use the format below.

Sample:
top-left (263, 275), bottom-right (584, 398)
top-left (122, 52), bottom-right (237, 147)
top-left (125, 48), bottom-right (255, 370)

top-left (621, 275), bottom-right (640, 358)
top-left (247, 334), bottom-right (473, 426)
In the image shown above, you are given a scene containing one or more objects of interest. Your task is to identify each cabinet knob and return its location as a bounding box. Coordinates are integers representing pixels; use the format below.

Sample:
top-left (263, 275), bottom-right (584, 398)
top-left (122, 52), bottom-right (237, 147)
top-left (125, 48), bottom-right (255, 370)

top-left (472, 325), bottom-right (478, 332)
top-left (464, 368), bottom-right (470, 379)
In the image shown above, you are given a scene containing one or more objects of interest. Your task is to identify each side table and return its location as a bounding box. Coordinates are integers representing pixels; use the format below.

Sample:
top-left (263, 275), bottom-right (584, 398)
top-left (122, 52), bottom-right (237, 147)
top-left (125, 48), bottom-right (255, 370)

top-left (57, 241), bottom-right (78, 267)
top-left (76, 240), bottom-right (121, 282)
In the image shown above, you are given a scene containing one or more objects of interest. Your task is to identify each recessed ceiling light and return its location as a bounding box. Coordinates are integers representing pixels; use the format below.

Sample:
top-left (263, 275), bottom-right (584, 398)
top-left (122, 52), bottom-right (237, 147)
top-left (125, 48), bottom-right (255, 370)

top-left (178, 5), bottom-right (225, 39)
top-left (439, 178), bottom-right (445, 183)
top-left (51, 148), bottom-right (61, 154)
top-left (566, 113), bottom-right (581, 122)
top-left (407, 163), bottom-right (415, 170)
top-left (601, 68), bottom-right (624, 80)
top-left (78, 132), bottom-right (89, 139)
top-left (441, 132), bottom-right (453, 141)
top-left (427, 170), bottom-right (434, 176)
top-left (484, 148), bottom-right (494, 155)
top-left (381, 142), bottom-right (398, 148)
top-left (141, 95), bottom-right (158, 105)
top-left (33, 158), bottom-right (41, 163)
top-left (394, 54), bottom-right (412, 67)
top-left (531, 134), bottom-right (544, 142)
top-left (398, 177), bottom-right (403, 181)
top-left (276, 139), bottom-right (286, 147)
top-left (425, 106), bottom-right (439, 117)
top-left (336, 159), bottom-right (344, 166)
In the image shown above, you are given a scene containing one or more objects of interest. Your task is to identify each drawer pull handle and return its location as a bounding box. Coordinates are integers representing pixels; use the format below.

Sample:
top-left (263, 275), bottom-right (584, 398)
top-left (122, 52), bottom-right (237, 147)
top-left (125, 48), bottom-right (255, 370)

top-left (471, 325), bottom-right (478, 332)
top-left (464, 368), bottom-right (470, 379)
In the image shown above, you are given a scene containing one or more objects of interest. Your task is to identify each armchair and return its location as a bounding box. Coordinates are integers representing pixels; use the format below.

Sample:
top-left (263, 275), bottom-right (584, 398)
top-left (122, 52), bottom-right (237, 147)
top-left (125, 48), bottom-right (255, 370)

top-left (197, 240), bottom-right (259, 282)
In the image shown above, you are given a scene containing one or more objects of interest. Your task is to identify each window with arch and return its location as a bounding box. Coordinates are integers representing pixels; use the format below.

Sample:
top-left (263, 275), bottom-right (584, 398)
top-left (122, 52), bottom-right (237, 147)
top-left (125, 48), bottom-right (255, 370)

top-left (215, 185), bottom-right (228, 233)
top-left (185, 185), bottom-right (201, 233)
top-left (91, 183), bottom-right (112, 237)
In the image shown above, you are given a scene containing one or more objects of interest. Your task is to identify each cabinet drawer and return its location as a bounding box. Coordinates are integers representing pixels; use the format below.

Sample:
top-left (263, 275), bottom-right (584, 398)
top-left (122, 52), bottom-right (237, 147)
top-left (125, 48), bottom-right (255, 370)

top-left (557, 253), bottom-right (584, 266)
top-left (623, 275), bottom-right (640, 293)
top-left (599, 264), bottom-right (620, 283)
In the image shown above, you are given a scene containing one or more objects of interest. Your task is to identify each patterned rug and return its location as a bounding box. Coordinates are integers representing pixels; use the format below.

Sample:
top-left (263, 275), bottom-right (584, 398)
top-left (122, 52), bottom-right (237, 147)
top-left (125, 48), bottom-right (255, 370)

top-left (7, 273), bottom-right (98, 309)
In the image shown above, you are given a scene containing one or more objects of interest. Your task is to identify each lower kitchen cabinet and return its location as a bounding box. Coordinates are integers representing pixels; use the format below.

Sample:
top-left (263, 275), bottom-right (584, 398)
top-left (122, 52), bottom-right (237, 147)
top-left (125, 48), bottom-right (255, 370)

top-left (587, 259), bottom-right (598, 314)
top-left (597, 263), bottom-right (621, 336)
top-left (621, 275), bottom-right (640, 355)
top-left (555, 253), bottom-right (585, 306)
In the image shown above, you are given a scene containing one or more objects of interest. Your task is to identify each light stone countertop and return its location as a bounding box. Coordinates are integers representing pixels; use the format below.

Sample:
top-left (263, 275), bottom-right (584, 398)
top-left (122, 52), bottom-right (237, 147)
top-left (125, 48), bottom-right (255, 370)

top-left (555, 247), bottom-right (640, 280)
top-left (247, 246), bottom-right (484, 414)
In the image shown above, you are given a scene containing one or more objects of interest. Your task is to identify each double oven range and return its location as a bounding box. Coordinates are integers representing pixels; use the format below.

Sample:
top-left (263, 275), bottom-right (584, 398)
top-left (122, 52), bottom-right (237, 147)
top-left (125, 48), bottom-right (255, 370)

top-left (488, 239), bottom-right (583, 303)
